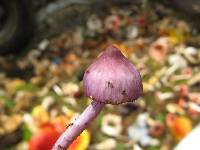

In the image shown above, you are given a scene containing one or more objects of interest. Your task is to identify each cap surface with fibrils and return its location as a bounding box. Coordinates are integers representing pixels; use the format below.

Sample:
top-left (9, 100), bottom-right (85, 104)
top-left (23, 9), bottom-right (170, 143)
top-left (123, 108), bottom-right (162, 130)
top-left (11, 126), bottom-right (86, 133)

top-left (83, 45), bottom-right (143, 105)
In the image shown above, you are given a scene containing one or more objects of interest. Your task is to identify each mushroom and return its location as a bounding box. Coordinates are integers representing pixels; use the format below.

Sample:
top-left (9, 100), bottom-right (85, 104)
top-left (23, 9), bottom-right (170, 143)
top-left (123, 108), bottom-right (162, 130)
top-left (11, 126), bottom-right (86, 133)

top-left (52, 45), bottom-right (143, 150)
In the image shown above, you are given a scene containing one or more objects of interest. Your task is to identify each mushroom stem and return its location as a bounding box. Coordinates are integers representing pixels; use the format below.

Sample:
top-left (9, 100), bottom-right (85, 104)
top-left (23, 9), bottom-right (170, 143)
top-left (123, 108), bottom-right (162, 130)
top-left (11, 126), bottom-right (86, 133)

top-left (52, 101), bottom-right (105, 150)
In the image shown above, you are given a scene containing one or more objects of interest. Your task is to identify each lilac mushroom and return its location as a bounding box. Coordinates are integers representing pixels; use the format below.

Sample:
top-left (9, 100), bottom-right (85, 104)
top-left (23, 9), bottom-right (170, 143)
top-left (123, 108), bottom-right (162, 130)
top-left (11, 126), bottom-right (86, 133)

top-left (52, 45), bottom-right (143, 150)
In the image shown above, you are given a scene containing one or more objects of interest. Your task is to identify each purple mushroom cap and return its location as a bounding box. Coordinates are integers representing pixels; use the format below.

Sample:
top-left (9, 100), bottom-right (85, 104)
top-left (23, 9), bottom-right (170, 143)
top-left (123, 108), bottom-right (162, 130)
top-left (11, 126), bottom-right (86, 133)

top-left (83, 45), bottom-right (143, 105)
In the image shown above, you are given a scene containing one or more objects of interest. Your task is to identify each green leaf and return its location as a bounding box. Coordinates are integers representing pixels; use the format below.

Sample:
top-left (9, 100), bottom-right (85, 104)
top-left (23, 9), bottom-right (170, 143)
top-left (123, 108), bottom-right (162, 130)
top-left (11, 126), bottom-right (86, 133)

top-left (147, 146), bottom-right (160, 150)
top-left (4, 99), bottom-right (15, 109)
top-left (16, 83), bottom-right (39, 92)
top-left (22, 125), bottom-right (32, 141)
top-left (116, 143), bottom-right (126, 150)
top-left (155, 113), bottom-right (165, 123)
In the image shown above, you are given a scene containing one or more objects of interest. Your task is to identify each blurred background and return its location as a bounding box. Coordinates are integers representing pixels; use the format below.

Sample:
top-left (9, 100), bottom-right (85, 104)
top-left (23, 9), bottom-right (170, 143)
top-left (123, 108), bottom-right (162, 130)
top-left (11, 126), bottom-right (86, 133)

top-left (0, 0), bottom-right (200, 150)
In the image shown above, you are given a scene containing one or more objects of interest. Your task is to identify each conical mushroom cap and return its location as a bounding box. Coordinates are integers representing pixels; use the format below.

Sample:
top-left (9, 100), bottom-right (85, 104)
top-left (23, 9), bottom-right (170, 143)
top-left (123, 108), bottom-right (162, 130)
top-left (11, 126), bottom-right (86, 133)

top-left (83, 45), bottom-right (143, 105)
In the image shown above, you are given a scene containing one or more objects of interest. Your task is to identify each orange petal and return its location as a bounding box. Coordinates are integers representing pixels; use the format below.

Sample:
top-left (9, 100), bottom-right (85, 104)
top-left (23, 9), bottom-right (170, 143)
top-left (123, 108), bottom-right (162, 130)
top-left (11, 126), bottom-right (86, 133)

top-left (68, 130), bottom-right (90, 150)
top-left (113, 43), bottom-right (132, 58)
top-left (51, 115), bottom-right (69, 133)
top-left (29, 125), bottom-right (60, 150)
top-left (171, 116), bottom-right (192, 141)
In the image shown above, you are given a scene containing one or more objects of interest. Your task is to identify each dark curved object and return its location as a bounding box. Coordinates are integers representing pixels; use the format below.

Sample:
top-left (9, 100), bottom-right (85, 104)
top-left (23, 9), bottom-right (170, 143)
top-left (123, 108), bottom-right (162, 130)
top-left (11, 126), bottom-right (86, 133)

top-left (0, 127), bottom-right (22, 148)
top-left (0, 0), bottom-right (34, 54)
top-left (174, 0), bottom-right (200, 14)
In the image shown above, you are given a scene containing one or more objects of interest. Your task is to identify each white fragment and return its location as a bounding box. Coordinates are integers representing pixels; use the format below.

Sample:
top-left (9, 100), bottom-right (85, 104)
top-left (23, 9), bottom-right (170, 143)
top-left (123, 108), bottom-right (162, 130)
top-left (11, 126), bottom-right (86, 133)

top-left (101, 114), bottom-right (122, 137)
top-left (53, 85), bottom-right (63, 96)
top-left (23, 114), bottom-right (38, 133)
top-left (126, 26), bottom-right (139, 39)
top-left (184, 47), bottom-right (198, 56)
top-left (92, 139), bottom-right (117, 150)
top-left (87, 15), bottom-right (102, 32)
top-left (38, 39), bottom-right (49, 51)
top-left (133, 144), bottom-right (143, 150)
top-left (61, 82), bottom-right (79, 96)
top-left (42, 96), bottom-right (55, 110)
top-left (168, 54), bottom-right (187, 69)
top-left (63, 96), bottom-right (77, 106)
